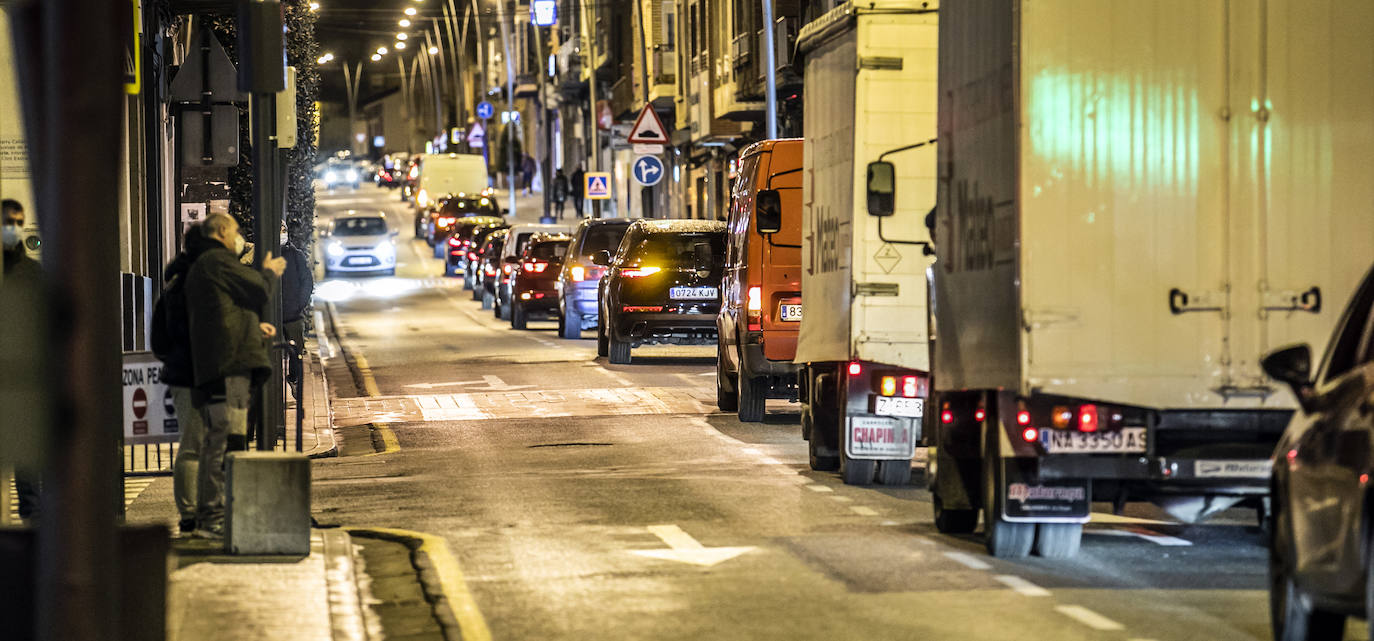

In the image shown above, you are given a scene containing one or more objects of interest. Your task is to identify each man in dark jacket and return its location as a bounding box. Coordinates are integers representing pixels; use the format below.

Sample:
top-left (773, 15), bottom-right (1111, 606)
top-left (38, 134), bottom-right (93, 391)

top-left (551, 169), bottom-right (569, 220)
top-left (570, 165), bottom-right (585, 218)
top-left (185, 213), bottom-right (285, 538)
top-left (280, 223), bottom-right (312, 386)
top-left (151, 224), bottom-right (216, 533)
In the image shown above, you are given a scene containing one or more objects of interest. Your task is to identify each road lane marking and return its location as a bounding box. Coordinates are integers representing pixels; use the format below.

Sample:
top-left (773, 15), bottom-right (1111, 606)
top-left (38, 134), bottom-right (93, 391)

top-left (759, 457), bottom-right (783, 466)
top-left (850, 506), bottom-right (879, 516)
top-left (595, 366), bottom-right (635, 387)
top-left (630, 524), bottom-right (755, 567)
top-left (943, 551), bottom-right (991, 570)
top-left (805, 484), bottom-right (834, 493)
top-left (742, 447), bottom-right (762, 456)
top-left (830, 495), bottom-right (853, 503)
top-left (1055, 605), bottom-right (1125, 631)
top-left (347, 527), bottom-right (491, 641)
top-left (995, 575), bottom-right (1051, 597)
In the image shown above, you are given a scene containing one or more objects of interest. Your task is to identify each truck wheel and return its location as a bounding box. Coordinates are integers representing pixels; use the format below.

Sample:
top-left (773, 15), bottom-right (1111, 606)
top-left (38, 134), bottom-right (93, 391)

top-left (933, 494), bottom-right (978, 534)
top-left (561, 307), bottom-right (581, 340)
top-left (1034, 523), bottom-right (1082, 559)
top-left (841, 451), bottom-right (875, 486)
top-left (481, 290), bottom-right (493, 310)
top-left (876, 459), bottom-right (912, 486)
top-left (808, 436), bottom-right (839, 471)
top-left (738, 374), bottom-right (766, 422)
top-left (608, 336), bottom-right (631, 364)
top-left (511, 303), bottom-right (527, 330)
top-left (597, 320), bottom-right (609, 357)
top-left (716, 344), bottom-right (739, 411)
top-left (983, 403), bottom-right (1034, 558)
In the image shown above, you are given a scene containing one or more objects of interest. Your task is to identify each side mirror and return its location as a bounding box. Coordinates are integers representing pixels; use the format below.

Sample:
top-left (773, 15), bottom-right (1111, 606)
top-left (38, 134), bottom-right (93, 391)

top-left (756, 189), bottom-right (783, 234)
top-left (866, 161), bottom-right (895, 217)
top-left (1262, 344), bottom-right (1314, 408)
top-left (591, 250), bottom-right (611, 267)
top-left (501, 208), bottom-right (510, 217)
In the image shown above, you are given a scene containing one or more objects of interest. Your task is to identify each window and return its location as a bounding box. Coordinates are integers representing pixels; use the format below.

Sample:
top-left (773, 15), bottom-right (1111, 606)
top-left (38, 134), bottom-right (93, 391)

top-left (626, 232), bottom-right (726, 269)
top-left (527, 240), bottom-right (570, 261)
top-left (1323, 269), bottom-right (1374, 382)
top-left (579, 224), bottom-right (631, 257)
top-left (333, 218), bottom-right (387, 236)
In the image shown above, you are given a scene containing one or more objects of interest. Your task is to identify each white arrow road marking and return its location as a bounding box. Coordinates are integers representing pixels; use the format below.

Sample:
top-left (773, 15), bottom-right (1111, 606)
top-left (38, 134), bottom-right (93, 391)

top-left (630, 525), bottom-right (755, 567)
top-left (1055, 605), bottom-right (1125, 631)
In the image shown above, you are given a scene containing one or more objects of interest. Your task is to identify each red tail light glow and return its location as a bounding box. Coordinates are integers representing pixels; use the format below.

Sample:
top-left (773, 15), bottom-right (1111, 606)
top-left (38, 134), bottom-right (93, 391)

top-left (623, 305), bottom-right (663, 312)
top-left (902, 376), bottom-right (918, 398)
top-left (1078, 404), bottom-right (1099, 433)
top-left (522, 261), bottom-right (548, 273)
top-left (448, 236), bottom-right (461, 246)
top-left (570, 266), bottom-right (586, 282)
top-left (847, 362), bottom-right (862, 377)
top-left (468, 252), bottom-right (478, 261)
top-left (941, 410), bottom-right (954, 424)
top-left (502, 264), bottom-right (513, 274)
top-left (484, 265), bottom-right (496, 276)
top-left (1016, 410), bottom-right (1032, 426)
top-left (1021, 427), bottom-right (1040, 442)
top-left (747, 286), bottom-right (762, 331)
top-left (974, 408), bottom-right (986, 422)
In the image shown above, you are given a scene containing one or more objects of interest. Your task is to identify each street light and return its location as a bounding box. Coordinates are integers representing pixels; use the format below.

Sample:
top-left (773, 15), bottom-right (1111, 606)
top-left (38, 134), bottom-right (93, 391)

top-left (309, 1), bottom-right (320, 10)
top-left (427, 46), bottom-right (439, 55)
top-left (377, 46), bottom-right (388, 55)
top-left (371, 53), bottom-right (382, 61)
top-left (317, 52), bottom-right (335, 64)
top-left (397, 33), bottom-right (408, 41)
top-left (395, 41), bottom-right (406, 50)
top-left (399, 18), bottom-right (411, 27)
top-left (404, 6), bottom-right (417, 16)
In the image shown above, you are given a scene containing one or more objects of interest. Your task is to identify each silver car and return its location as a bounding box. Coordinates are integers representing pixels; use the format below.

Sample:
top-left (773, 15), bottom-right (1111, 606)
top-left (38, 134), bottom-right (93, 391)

top-left (320, 212), bottom-right (397, 277)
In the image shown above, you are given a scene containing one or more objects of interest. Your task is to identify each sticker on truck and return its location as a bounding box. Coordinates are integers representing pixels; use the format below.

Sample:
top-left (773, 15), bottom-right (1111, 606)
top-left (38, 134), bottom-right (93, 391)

top-left (1002, 461), bottom-right (1091, 522)
top-left (845, 415), bottom-right (916, 460)
top-left (1193, 460), bottom-right (1273, 478)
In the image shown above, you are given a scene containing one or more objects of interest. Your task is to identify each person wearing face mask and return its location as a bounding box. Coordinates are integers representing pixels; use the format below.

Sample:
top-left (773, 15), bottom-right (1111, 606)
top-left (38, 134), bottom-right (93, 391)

top-left (183, 213), bottom-right (286, 539)
top-left (2, 198), bottom-right (43, 521)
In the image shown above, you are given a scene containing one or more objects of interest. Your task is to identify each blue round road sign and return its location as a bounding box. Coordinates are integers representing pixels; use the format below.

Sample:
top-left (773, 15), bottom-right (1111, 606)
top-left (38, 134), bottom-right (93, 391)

top-left (632, 155), bottom-right (665, 187)
top-left (476, 101), bottom-right (495, 120)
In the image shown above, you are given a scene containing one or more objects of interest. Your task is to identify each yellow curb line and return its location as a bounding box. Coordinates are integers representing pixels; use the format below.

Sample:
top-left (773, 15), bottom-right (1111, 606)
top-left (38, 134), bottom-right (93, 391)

top-left (352, 352), bottom-right (383, 398)
top-left (346, 527), bottom-right (492, 641)
top-left (364, 423), bottom-right (400, 456)
top-left (342, 333), bottom-right (398, 456)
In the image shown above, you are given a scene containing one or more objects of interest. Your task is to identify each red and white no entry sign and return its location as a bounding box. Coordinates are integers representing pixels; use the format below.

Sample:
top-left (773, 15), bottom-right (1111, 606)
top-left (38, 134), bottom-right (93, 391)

top-left (132, 387), bottom-right (148, 420)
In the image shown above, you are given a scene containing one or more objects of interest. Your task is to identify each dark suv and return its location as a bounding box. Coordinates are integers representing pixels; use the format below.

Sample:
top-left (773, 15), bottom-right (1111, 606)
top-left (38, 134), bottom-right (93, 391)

top-left (594, 220), bottom-right (727, 364)
top-left (510, 234), bottom-right (572, 330)
top-left (556, 218), bottom-right (634, 340)
top-left (476, 229), bottom-right (508, 310)
top-left (441, 216), bottom-right (504, 277)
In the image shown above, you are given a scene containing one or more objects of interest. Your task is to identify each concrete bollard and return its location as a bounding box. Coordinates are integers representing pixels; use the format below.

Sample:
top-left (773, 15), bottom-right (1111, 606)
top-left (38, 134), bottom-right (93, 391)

top-left (225, 451), bottom-right (311, 555)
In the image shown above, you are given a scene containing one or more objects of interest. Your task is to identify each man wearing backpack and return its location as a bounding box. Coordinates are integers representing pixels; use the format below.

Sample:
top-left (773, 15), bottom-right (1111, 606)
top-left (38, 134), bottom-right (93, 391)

top-left (151, 224), bottom-right (216, 534)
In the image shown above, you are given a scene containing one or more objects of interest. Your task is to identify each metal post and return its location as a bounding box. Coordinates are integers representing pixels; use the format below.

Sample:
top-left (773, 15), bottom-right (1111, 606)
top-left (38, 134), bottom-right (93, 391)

top-left (7, 0), bottom-right (125, 637)
top-left (498, 0), bottom-right (516, 215)
top-left (443, 0), bottom-right (466, 127)
top-left (762, 0), bottom-right (778, 140)
top-left (581, 0), bottom-right (601, 217)
top-left (250, 93), bottom-right (283, 451)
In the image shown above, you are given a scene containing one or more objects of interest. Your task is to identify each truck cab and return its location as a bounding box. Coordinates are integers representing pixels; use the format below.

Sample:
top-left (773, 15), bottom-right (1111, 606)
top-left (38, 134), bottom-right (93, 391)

top-left (717, 139), bottom-right (804, 423)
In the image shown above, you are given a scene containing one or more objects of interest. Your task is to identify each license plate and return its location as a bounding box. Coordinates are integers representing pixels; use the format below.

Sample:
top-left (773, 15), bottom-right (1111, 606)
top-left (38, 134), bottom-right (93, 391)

top-left (779, 303), bottom-right (803, 322)
top-left (344, 257), bottom-right (372, 266)
top-left (1040, 427), bottom-right (1147, 454)
top-left (670, 286), bottom-right (717, 300)
top-left (874, 396), bottom-right (924, 418)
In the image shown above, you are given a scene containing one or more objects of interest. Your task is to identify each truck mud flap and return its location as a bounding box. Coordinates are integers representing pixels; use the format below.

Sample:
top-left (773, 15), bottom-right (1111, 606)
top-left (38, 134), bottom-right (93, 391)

top-left (1000, 458), bottom-right (1090, 523)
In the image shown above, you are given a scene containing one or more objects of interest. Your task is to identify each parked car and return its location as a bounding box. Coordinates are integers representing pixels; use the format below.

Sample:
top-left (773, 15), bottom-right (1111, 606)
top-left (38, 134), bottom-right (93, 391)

top-left (509, 234), bottom-right (573, 330)
top-left (440, 216), bottom-right (504, 275)
top-left (476, 229), bottom-right (508, 310)
top-left (555, 218), bottom-right (634, 340)
top-left (453, 222), bottom-right (508, 287)
top-left (318, 212), bottom-right (397, 277)
top-left (422, 193), bottom-right (502, 251)
top-left (494, 223), bottom-right (573, 321)
top-left (717, 138), bottom-right (804, 422)
top-left (1266, 262), bottom-right (1374, 641)
top-left (595, 219), bottom-right (727, 364)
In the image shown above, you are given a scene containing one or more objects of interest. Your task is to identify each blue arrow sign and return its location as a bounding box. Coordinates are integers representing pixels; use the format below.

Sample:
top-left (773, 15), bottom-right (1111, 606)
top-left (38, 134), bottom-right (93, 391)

top-left (632, 155), bottom-right (664, 187)
top-left (476, 101), bottom-right (495, 120)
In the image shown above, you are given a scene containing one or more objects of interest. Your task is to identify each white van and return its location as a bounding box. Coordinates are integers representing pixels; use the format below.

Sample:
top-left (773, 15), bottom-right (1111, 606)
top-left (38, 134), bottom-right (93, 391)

top-left (414, 153), bottom-right (488, 211)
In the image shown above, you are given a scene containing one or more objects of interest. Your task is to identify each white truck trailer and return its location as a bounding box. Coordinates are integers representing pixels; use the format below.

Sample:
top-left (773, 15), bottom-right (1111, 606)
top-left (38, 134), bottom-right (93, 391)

top-left (925, 0), bottom-right (1374, 558)
top-left (795, 1), bottom-right (939, 486)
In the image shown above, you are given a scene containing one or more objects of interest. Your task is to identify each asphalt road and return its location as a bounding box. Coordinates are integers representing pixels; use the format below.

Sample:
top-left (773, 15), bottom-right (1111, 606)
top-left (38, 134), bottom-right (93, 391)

top-left (309, 185), bottom-right (1362, 641)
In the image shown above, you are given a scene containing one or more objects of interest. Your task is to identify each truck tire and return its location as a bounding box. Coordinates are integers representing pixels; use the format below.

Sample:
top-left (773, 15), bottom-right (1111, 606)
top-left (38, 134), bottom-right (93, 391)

top-left (608, 336), bottom-right (632, 364)
top-left (597, 320), bottom-right (609, 357)
top-left (1034, 523), bottom-right (1082, 559)
top-left (481, 290), bottom-right (493, 310)
top-left (738, 374), bottom-right (766, 422)
top-left (933, 493), bottom-right (978, 534)
top-left (841, 451), bottom-right (875, 486)
top-left (983, 404), bottom-right (1034, 558)
top-left (561, 307), bottom-right (581, 340)
top-left (876, 459), bottom-right (912, 486)
top-left (511, 303), bottom-right (527, 330)
top-left (716, 345), bottom-right (739, 411)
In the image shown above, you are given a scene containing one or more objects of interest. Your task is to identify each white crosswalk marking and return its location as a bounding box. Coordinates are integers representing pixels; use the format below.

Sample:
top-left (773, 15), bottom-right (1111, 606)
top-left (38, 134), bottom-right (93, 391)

top-left (334, 386), bottom-right (718, 424)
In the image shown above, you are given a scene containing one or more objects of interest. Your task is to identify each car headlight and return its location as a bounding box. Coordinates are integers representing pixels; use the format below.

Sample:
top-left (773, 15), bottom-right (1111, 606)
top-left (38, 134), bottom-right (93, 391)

top-left (324, 171), bottom-right (337, 182)
top-left (417, 189), bottom-right (429, 207)
top-left (327, 242), bottom-right (344, 257)
top-left (374, 241), bottom-right (394, 254)
top-left (346, 170), bottom-right (358, 181)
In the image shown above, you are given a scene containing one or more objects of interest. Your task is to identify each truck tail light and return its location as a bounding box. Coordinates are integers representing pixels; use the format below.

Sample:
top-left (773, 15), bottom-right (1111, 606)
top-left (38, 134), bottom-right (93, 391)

top-left (1021, 427), bottom-right (1040, 442)
top-left (570, 265), bottom-right (586, 282)
top-left (974, 408), bottom-right (986, 422)
top-left (1016, 410), bottom-right (1032, 427)
top-left (902, 376), bottom-right (918, 398)
top-left (1078, 404), bottom-right (1099, 433)
top-left (747, 286), bottom-right (762, 331)
top-left (941, 409), bottom-right (954, 424)
top-left (880, 376), bottom-right (896, 396)
top-left (847, 362), bottom-right (862, 377)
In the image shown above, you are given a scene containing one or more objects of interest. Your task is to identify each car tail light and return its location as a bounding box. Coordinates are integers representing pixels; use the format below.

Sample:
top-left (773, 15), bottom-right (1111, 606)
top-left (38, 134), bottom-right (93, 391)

top-left (502, 264), bottom-right (514, 274)
top-left (468, 251), bottom-right (478, 261)
top-left (902, 376), bottom-right (918, 398)
top-left (523, 261), bottom-right (548, 273)
top-left (974, 407), bottom-right (986, 422)
top-left (448, 236), bottom-right (462, 246)
top-left (623, 305), bottom-right (663, 312)
top-left (484, 265), bottom-right (496, 276)
top-left (847, 362), bottom-right (862, 377)
top-left (747, 285), bottom-right (762, 331)
top-left (1077, 404), bottom-right (1099, 433)
top-left (941, 409), bottom-right (954, 424)
top-left (622, 266), bottom-right (661, 278)
top-left (1021, 427), bottom-right (1040, 442)
top-left (1016, 410), bottom-right (1032, 426)
top-left (570, 265), bottom-right (586, 282)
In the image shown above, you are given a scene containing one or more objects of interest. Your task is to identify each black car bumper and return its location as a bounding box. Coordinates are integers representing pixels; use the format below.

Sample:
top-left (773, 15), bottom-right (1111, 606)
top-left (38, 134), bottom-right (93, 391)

top-left (611, 312), bottom-right (717, 346)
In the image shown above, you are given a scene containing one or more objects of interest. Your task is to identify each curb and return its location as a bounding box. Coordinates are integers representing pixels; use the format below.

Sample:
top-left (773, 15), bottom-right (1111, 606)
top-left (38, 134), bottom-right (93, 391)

top-left (305, 344), bottom-right (340, 459)
top-left (320, 528), bottom-right (370, 640)
top-left (346, 527), bottom-right (490, 641)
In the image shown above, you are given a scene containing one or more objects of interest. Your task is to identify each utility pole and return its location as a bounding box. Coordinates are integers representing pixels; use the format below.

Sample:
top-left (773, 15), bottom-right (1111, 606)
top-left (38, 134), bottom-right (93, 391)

top-left (762, 0), bottom-right (779, 139)
top-left (443, 0), bottom-right (466, 128)
top-left (8, 0), bottom-right (126, 637)
top-left (342, 61), bottom-right (363, 155)
top-left (498, 0), bottom-right (516, 215)
top-left (581, 0), bottom-right (601, 217)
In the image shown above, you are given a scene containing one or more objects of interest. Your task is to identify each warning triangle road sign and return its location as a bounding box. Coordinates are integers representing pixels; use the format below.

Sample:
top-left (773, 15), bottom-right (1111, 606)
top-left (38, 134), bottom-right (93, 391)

top-left (627, 104), bottom-right (670, 145)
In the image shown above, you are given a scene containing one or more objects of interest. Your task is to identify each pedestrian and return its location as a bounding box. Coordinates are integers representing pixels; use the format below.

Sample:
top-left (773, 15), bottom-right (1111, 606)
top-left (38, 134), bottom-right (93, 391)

top-left (184, 213), bottom-right (286, 539)
top-left (2, 199), bottom-right (43, 521)
top-left (551, 169), bottom-right (569, 220)
top-left (570, 165), bottom-right (585, 218)
top-left (521, 154), bottom-right (537, 196)
top-left (280, 223), bottom-right (313, 388)
top-left (151, 224), bottom-right (216, 534)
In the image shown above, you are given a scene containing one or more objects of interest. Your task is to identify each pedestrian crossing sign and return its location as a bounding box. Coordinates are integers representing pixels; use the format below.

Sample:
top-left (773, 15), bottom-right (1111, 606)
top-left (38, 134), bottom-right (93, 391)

top-left (586, 172), bottom-right (612, 200)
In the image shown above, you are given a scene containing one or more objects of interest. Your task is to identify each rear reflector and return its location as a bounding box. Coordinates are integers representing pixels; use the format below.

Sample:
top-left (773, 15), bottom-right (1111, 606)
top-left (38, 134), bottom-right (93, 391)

top-left (623, 305), bottom-right (663, 313)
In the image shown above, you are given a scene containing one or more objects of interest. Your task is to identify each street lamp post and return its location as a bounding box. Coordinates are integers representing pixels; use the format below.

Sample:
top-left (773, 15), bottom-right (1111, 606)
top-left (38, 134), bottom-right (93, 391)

top-left (339, 60), bottom-right (364, 155)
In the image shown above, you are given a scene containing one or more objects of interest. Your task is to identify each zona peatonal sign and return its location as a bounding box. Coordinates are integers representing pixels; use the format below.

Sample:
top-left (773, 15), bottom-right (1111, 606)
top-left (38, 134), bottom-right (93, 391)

top-left (123, 351), bottom-right (179, 445)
